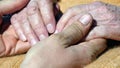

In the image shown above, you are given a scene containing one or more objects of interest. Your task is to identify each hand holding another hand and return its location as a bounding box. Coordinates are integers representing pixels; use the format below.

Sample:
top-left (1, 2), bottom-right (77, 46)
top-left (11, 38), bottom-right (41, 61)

top-left (56, 1), bottom-right (120, 41)
top-left (21, 14), bottom-right (107, 68)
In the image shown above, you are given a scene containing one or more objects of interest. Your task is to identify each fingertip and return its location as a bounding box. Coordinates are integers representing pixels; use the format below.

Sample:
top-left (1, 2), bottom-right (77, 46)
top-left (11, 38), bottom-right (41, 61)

top-left (38, 0), bottom-right (56, 33)
top-left (39, 34), bottom-right (47, 41)
top-left (46, 23), bottom-right (55, 33)
top-left (79, 14), bottom-right (92, 26)
top-left (19, 33), bottom-right (27, 41)
top-left (11, 14), bottom-right (27, 42)
top-left (30, 39), bottom-right (38, 45)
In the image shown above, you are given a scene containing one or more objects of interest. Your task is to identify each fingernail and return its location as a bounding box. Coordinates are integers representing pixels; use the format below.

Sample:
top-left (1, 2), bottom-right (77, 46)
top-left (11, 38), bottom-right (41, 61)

top-left (47, 24), bottom-right (54, 33)
top-left (54, 30), bottom-right (58, 34)
top-left (39, 34), bottom-right (46, 40)
top-left (17, 29), bottom-right (27, 41)
top-left (20, 34), bottom-right (27, 41)
top-left (79, 14), bottom-right (92, 26)
top-left (31, 39), bottom-right (37, 45)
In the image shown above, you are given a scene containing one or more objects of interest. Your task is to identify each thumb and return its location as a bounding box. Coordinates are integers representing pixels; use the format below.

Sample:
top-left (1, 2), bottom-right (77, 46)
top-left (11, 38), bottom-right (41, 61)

top-left (50, 14), bottom-right (93, 47)
top-left (86, 25), bottom-right (120, 41)
top-left (0, 0), bottom-right (29, 15)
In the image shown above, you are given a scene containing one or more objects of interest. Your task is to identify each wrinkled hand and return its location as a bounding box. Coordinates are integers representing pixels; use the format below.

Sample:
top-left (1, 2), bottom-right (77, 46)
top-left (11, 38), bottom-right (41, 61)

top-left (56, 1), bottom-right (120, 41)
top-left (11, 0), bottom-right (60, 45)
top-left (21, 14), bottom-right (107, 68)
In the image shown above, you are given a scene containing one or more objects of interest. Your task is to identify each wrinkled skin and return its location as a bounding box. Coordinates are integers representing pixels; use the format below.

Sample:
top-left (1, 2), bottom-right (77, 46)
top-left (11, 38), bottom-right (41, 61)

top-left (56, 1), bottom-right (120, 41)
top-left (11, 1), bottom-right (120, 46)
top-left (11, 0), bottom-right (60, 45)
top-left (21, 15), bottom-right (107, 68)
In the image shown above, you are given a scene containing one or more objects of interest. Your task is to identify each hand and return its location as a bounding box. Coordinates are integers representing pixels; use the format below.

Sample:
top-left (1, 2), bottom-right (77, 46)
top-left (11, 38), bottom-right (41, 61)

top-left (55, 1), bottom-right (120, 41)
top-left (0, 0), bottom-right (30, 57)
top-left (21, 14), bottom-right (107, 68)
top-left (0, 24), bottom-right (30, 57)
top-left (11, 0), bottom-right (60, 45)
top-left (0, 0), bottom-right (29, 24)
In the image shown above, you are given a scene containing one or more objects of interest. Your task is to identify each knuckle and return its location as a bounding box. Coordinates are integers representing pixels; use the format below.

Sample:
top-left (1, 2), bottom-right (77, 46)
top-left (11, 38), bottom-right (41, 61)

top-left (67, 7), bottom-right (75, 13)
top-left (27, 2), bottom-right (38, 15)
top-left (66, 7), bottom-right (78, 15)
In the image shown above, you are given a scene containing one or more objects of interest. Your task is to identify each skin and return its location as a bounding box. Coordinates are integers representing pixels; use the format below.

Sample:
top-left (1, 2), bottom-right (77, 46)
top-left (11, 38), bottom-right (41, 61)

top-left (0, 1), bottom-right (118, 67)
top-left (0, 25), bottom-right (30, 57)
top-left (56, 1), bottom-right (120, 41)
top-left (0, 0), bottom-right (29, 15)
top-left (0, 0), bottom-right (30, 57)
top-left (0, 0), bottom-right (29, 24)
top-left (11, 1), bottom-right (120, 46)
top-left (11, 0), bottom-right (59, 45)
top-left (21, 14), bottom-right (107, 68)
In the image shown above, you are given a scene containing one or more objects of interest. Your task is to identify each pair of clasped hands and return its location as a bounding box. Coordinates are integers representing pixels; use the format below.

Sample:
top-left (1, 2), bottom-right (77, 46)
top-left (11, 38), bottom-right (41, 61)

top-left (0, 0), bottom-right (120, 68)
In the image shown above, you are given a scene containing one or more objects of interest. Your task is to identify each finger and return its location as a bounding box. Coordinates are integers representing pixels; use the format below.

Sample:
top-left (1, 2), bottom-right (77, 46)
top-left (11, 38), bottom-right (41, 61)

top-left (15, 40), bottom-right (30, 55)
top-left (11, 14), bottom-right (27, 41)
top-left (63, 14), bottom-right (83, 31)
top-left (67, 38), bottom-right (107, 65)
top-left (27, 1), bottom-right (48, 40)
top-left (55, 1), bottom-right (103, 33)
top-left (38, 0), bottom-right (56, 33)
top-left (21, 18), bottom-right (39, 45)
top-left (19, 10), bottom-right (39, 45)
top-left (49, 14), bottom-right (92, 48)
top-left (0, 35), bottom-right (5, 57)
top-left (55, 5), bottom-right (88, 33)
top-left (0, 0), bottom-right (29, 15)
top-left (1, 26), bottom-right (30, 56)
top-left (86, 25), bottom-right (120, 41)
top-left (2, 25), bottom-right (18, 56)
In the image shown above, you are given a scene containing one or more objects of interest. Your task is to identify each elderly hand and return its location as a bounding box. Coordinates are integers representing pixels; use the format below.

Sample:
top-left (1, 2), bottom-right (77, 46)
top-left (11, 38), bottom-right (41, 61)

top-left (11, 0), bottom-right (59, 45)
top-left (21, 14), bottom-right (107, 68)
top-left (56, 1), bottom-right (120, 41)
